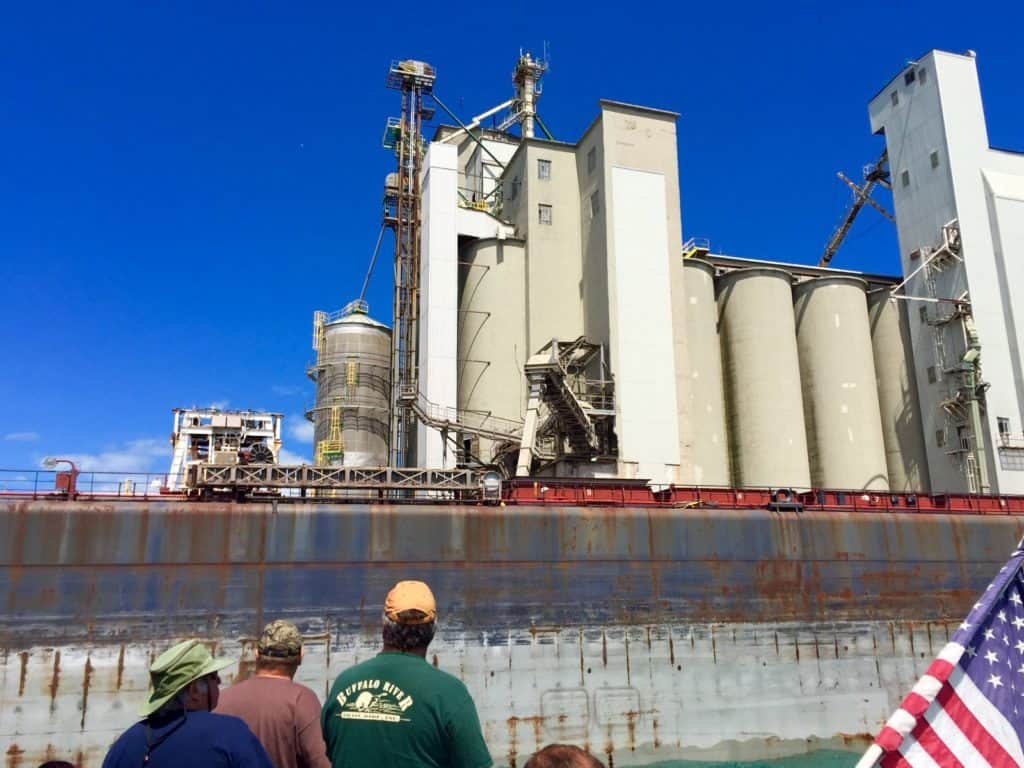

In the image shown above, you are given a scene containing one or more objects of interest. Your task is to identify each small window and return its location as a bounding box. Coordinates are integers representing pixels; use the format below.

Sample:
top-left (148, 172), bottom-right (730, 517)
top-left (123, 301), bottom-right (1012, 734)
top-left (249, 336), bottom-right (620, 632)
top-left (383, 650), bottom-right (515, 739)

top-left (936, 429), bottom-right (946, 447)
top-left (957, 426), bottom-right (971, 451)
top-left (927, 365), bottom-right (938, 384)
top-left (918, 68), bottom-right (928, 85)
top-left (919, 306), bottom-right (929, 323)
top-left (587, 147), bottom-right (597, 174)
top-left (999, 417), bottom-right (1011, 444)
top-left (930, 151), bottom-right (940, 169)
top-left (538, 204), bottom-right (552, 225)
top-left (590, 190), bottom-right (600, 218)
top-left (904, 71), bottom-right (916, 86)
top-left (891, 91), bottom-right (900, 107)
top-left (537, 159), bottom-right (552, 180)
top-left (901, 170), bottom-right (911, 188)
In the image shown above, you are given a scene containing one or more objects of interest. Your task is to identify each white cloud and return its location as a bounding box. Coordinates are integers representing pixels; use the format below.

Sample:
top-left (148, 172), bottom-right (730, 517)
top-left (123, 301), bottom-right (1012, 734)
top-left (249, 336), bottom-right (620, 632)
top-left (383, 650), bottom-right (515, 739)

top-left (208, 400), bottom-right (230, 410)
top-left (278, 447), bottom-right (309, 466)
top-left (46, 437), bottom-right (171, 474)
top-left (4, 431), bottom-right (40, 441)
top-left (287, 417), bottom-right (315, 444)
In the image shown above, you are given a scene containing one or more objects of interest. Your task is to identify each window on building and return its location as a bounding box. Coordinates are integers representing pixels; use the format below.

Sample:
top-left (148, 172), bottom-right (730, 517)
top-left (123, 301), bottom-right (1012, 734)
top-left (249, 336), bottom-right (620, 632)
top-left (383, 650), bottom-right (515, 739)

top-left (936, 429), bottom-right (946, 447)
top-left (999, 417), bottom-right (1012, 445)
top-left (901, 170), bottom-right (911, 188)
top-left (587, 147), bottom-right (597, 175)
top-left (904, 70), bottom-right (916, 86)
top-left (957, 425), bottom-right (971, 451)
top-left (918, 68), bottom-right (928, 85)
top-left (930, 150), bottom-right (940, 169)
top-left (538, 159), bottom-right (552, 180)
top-left (927, 365), bottom-right (938, 384)
top-left (919, 305), bottom-right (929, 323)
top-left (538, 204), bottom-right (552, 225)
top-left (891, 91), bottom-right (900, 107)
top-left (590, 190), bottom-right (600, 218)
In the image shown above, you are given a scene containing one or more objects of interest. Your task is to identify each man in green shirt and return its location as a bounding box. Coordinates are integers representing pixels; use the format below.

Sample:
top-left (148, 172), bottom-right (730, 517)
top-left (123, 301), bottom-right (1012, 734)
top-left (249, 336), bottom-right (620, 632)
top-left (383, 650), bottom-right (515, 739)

top-left (321, 580), bottom-right (492, 768)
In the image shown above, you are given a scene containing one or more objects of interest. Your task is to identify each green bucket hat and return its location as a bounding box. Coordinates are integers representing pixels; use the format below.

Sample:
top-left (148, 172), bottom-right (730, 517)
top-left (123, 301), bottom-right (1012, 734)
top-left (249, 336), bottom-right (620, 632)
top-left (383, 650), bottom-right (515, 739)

top-left (139, 639), bottom-right (235, 717)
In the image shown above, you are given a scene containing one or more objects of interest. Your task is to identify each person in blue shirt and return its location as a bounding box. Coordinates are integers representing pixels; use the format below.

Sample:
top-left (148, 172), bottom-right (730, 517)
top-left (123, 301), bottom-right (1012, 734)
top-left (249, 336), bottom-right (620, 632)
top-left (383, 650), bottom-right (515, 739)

top-left (102, 638), bottom-right (274, 768)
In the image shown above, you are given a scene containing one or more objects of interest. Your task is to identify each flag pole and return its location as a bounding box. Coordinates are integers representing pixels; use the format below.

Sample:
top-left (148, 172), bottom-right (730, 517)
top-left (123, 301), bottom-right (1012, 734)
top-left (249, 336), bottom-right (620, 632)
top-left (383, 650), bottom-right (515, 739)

top-left (854, 744), bottom-right (882, 768)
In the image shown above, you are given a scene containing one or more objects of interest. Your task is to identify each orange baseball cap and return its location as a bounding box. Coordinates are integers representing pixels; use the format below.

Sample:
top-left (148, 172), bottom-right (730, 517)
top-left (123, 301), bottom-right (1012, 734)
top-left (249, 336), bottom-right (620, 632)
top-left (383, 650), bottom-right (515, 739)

top-left (384, 580), bottom-right (437, 624)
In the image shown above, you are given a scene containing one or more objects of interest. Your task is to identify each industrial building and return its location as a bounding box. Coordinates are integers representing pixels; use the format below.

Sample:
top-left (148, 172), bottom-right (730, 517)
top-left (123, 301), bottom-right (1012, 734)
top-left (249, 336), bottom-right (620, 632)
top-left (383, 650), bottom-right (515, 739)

top-left (307, 49), bottom-right (1024, 496)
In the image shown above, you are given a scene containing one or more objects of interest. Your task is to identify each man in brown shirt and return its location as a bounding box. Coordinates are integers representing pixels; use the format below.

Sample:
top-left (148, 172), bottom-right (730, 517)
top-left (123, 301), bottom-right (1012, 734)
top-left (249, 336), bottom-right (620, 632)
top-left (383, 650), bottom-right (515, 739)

top-left (217, 620), bottom-right (331, 768)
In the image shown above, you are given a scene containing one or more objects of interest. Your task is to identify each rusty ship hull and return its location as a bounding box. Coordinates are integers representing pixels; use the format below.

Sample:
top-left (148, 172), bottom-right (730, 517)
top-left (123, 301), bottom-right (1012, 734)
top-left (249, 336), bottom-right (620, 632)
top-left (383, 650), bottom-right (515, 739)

top-left (2, 497), bottom-right (1020, 766)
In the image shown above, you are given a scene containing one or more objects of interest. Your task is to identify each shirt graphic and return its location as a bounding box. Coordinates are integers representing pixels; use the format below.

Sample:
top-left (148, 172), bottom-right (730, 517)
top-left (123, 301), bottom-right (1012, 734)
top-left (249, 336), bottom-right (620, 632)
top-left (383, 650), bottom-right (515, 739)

top-left (334, 679), bottom-right (413, 723)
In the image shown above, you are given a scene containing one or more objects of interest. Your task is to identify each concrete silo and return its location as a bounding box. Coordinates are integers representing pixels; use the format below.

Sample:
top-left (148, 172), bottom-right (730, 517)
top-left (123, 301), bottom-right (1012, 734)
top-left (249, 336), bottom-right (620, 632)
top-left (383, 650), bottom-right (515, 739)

top-left (717, 268), bottom-right (811, 489)
top-left (868, 291), bottom-right (932, 492)
top-left (682, 259), bottom-right (731, 486)
top-left (793, 277), bottom-right (888, 491)
top-left (308, 309), bottom-right (391, 467)
top-left (457, 238), bottom-right (527, 462)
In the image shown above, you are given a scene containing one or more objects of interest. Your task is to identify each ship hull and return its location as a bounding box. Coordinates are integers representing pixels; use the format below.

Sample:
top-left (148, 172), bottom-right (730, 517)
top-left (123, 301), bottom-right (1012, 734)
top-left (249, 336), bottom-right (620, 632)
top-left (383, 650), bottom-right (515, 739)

top-left (1, 499), bottom-right (1019, 766)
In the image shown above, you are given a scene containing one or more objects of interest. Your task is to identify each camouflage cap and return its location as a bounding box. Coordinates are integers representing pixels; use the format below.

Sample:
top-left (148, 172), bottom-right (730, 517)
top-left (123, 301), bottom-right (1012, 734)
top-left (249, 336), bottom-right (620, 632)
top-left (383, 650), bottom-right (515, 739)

top-left (257, 619), bottom-right (303, 660)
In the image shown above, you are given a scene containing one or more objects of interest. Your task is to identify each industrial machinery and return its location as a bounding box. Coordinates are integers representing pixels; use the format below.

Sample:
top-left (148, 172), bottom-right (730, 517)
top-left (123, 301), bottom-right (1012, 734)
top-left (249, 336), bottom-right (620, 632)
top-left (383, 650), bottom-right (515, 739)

top-left (166, 407), bottom-right (282, 490)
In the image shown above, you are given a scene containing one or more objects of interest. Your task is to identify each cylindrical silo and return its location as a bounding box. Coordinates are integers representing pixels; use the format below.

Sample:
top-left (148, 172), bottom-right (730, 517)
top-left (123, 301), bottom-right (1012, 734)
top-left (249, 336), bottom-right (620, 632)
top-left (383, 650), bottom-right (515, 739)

top-left (868, 291), bottom-right (932, 492)
top-left (457, 238), bottom-right (527, 462)
top-left (682, 259), bottom-right (731, 486)
top-left (793, 277), bottom-right (889, 491)
top-left (310, 310), bottom-right (391, 466)
top-left (717, 268), bottom-right (811, 489)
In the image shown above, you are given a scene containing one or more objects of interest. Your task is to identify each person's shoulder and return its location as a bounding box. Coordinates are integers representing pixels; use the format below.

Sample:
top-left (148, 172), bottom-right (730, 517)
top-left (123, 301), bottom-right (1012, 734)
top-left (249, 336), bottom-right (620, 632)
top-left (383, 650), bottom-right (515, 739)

top-left (105, 721), bottom-right (145, 755)
top-left (192, 710), bottom-right (253, 735)
top-left (422, 662), bottom-right (472, 693)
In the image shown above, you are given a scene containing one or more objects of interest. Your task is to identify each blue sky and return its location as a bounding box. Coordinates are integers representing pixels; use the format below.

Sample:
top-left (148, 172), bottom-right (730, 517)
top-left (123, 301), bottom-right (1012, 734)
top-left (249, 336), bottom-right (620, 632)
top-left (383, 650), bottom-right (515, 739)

top-left (1, 2), bottom-right (1021, 474)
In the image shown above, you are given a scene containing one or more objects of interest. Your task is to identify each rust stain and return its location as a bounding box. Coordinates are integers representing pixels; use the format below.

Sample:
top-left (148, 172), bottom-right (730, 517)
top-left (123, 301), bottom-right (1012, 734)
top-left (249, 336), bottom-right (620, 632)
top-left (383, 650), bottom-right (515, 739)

top-left (116, 644), bottom-right (125, 690)
top-left (80, 656), bottom-right (93, 730)
top-left (49, 650), bottom-right (61, 714)
top-left (506, 715), bottom-right (518, 768)
top-left (652, 717), bottom-right (661, 749)
top-left (668, 635), bottom-right (675, 667)
top-left (18, 651), bottom-right (28, 696)
top-left (5, 743), bottom-right (25, 768)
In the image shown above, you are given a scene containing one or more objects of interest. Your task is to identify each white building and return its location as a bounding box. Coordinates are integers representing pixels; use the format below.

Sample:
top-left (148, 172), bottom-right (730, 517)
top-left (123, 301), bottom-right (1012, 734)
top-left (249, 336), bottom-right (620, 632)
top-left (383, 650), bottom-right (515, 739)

top-left (869, 49), bottom-right (1024, 494)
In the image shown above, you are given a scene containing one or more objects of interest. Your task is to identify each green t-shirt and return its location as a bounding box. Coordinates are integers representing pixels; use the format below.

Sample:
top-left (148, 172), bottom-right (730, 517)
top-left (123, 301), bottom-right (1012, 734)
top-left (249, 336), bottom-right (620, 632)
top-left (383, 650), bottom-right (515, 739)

top-left (321, 651), bottom-right (492, 768)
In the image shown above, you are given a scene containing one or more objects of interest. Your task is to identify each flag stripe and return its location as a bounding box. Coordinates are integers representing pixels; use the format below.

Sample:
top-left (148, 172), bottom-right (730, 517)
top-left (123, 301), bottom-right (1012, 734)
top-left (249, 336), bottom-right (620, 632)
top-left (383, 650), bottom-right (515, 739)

top-left (898, 735), bottom-right (942, 768)
top-left (927, 702), bottom-right (990, 768)
top-left (949, 666), bottom-right (1024, 765)
top-left (910, 707), bottom-right (965, 768)
top-left (940, 679), bottom-right (1019, 767)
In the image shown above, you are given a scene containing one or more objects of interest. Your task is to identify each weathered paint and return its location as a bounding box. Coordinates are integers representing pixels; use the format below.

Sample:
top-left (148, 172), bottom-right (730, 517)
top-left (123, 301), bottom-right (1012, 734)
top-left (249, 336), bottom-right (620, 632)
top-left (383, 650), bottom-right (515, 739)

top-left (1, 499), bottom-right (1021, 766)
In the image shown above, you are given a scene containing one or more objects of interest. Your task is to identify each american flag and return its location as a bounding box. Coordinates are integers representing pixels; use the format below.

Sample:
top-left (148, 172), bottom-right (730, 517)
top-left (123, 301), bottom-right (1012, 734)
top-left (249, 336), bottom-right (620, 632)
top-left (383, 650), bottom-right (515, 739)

top-left (856, 539), bottom-right (1024, 768)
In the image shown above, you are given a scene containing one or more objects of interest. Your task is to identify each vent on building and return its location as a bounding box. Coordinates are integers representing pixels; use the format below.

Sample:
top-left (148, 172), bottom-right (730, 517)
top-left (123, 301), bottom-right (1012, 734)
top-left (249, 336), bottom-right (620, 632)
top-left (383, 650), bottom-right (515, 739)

top-left (901, 170), bottom-right (911, 188)
top-left (936, 429), bottom-right (946, 447)
top-left (891, 91), bottom-right (900, 107)
top-left (919, 305), bottom-right (929, 323)
top-left (927, 365), bottom-right (938, 384)
top-left (930, 151), bottom-right (940, 169)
